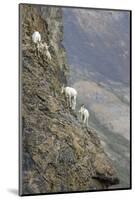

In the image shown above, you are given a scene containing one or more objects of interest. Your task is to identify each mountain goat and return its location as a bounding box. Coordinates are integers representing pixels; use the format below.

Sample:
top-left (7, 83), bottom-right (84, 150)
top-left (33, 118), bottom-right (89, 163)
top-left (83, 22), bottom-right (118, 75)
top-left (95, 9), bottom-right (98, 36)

top-left (32, 31), bottom-right (41, 44)
top-left (37, 42), bottom-right (49, 52)
top-left (32, 31), bottom-right (41, 56)
top-left (61, 85), bottom-right (77, 110)
top-left (79, 105), bottom-right (89, 127)
top-left (37, 42), bottom-right (51, 60)
top-left (45, 49), bottom-right (52, 61)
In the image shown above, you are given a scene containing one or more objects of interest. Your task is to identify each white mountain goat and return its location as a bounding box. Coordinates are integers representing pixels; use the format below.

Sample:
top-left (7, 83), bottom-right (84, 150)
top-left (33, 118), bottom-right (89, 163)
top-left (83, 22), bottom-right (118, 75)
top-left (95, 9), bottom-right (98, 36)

top-left (45, 48), bottom-right (52, 61)
top-left (79, 105), bottom-right (89, 127)
top-left (37, 42), bottom-right (46, 52)
top-left (32, 31), bottom-right (41, 44)
top-left (43, 43), bottom-right (52, 60)
top-left (61, 85), bottom-right (77, 110)
top-left (37, 42), bottom-right (51, 60)
top-left (32, 31), bottom-right (41, 56)
top-left (37, 42), bottom-right (49, 51)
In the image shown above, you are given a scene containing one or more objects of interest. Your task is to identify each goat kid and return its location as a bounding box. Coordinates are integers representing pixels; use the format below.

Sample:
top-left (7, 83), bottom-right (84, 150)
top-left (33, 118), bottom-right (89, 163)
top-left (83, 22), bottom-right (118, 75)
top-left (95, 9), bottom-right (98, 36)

top-left (37, 42), bottom-right (51, 60)
top-left (37, 42), bottom-right (49, 52)
top-left (79, 105), bottom-right (89, 127)
top-left (45, 49), bottom-right (52, 61)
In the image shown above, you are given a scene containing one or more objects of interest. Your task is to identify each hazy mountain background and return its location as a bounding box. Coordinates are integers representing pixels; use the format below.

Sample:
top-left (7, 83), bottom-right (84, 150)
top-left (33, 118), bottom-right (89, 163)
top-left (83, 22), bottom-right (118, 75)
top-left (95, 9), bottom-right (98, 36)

top-left (62, 7), bottom-right (130, 188)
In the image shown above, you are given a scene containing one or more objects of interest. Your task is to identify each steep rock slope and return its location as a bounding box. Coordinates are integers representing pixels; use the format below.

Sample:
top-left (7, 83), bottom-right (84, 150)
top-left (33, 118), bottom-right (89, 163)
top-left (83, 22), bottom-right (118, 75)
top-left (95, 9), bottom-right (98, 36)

top-left (20, 5), bottom-right (119, 195)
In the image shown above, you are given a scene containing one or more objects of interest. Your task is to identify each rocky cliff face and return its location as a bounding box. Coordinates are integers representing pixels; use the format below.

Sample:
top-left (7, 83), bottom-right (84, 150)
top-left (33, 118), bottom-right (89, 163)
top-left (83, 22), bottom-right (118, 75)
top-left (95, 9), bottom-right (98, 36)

top-left (20, 4), bottom-right (119, 195)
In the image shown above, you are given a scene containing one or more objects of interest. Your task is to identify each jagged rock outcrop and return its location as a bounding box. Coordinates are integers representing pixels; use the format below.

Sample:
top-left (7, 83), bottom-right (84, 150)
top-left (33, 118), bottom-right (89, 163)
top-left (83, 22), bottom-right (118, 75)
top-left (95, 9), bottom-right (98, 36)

top-left (20, 4), bottom-right (119, 195)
